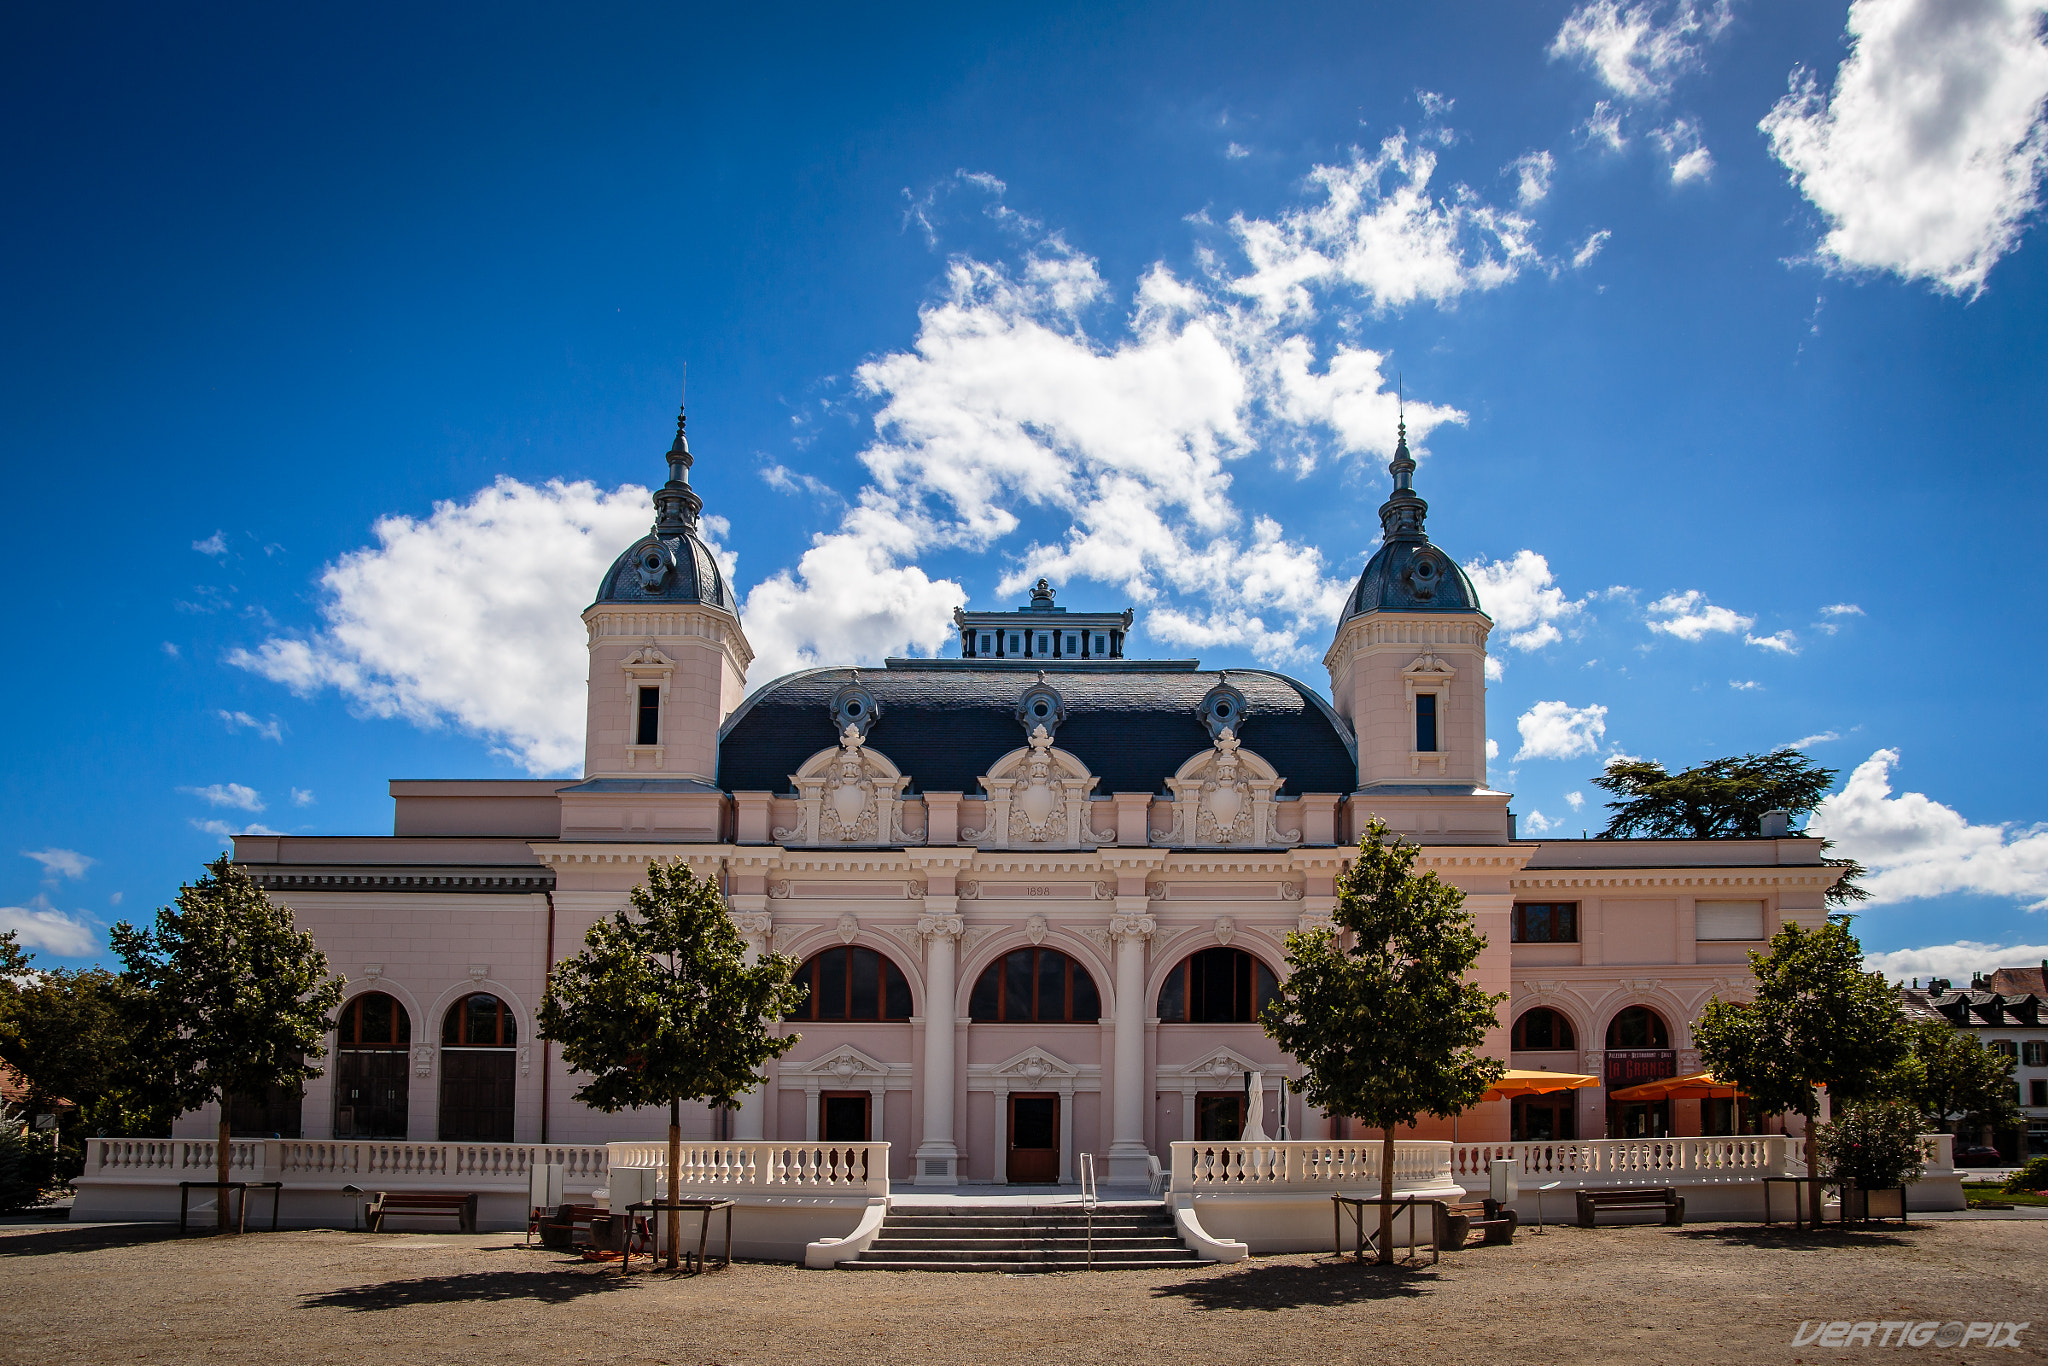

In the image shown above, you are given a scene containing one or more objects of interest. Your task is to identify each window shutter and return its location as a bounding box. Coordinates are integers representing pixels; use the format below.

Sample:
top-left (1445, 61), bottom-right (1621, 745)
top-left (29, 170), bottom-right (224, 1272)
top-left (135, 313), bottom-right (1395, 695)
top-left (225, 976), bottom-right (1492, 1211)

top-left (1695, 901), bottom-right (1765, 941)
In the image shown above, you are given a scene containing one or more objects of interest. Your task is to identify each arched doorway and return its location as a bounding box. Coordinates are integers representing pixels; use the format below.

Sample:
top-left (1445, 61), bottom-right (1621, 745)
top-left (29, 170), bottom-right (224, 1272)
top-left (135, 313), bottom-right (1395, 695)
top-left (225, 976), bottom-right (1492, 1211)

top-left (969, 948), bottom-right (1100, 1181)
top-left (439, 993), bottom-right (517, 1142)
top-left (1604, 1006), bottom-right (1674, 1138)
top-left (334, 991), bottom-right (410, 1139)
top-left (1511, 1007), bottom-right (1580, 1140)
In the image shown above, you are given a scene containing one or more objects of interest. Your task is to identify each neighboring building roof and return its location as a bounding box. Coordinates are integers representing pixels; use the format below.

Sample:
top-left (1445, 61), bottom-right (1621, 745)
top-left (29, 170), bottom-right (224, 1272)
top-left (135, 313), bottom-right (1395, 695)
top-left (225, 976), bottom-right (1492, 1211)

top-left (717, 663), bottom-right (1358, 798)
top-left (1987, 965), bottom-right (2048, 996)
top-left (1342, 421), bottom-right (1483, 620)
top-left (1918, 988), bottom-right (2046, 1028)
top-left (1896, 987), bottom-right (1953, 1025)
top-left (590, 403), bottom-right (737, 613)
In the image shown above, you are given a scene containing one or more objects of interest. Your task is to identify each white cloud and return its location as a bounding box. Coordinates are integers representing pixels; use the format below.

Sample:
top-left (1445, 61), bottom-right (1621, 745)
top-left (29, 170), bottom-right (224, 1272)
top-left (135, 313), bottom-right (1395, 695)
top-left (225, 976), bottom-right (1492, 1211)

top-left (1509, 150), bottom-right (1556, 205)
top-left (291, 788), bottom-right (315, 806)
top-left (1551, 0), bottom-right (1732, 101)
top-left (1580, 100), bottom-right (1629, 151)
top-left (179, 782), bottom-right (265, 812)
top-left (741, 517), bottom-right (969, 680)
top-left (1525, 809), bottom-right (1561, 834)
top-left (161, 641), bottom-right (180, 658)
top-left (1760, 0), bottom-right (2048, 297)
top-left (190, 819), bottom-right (284, 843)
top-left (1810, 748), bottom-right (2048, 907)
top-left (1729, 679), bottom-right (1760, 691)
top-left (1821, 602), bottom-right (1864, 617)
top-left (1485, 655), bottom-right (1504, 682)
top-left (1486, 738), bottom-right (1501, 761)
top-left (216, 710), bottom-right (284, 743)
top-left (1645, 589), bottom-right (1752, 640)
top-left (22, 848), bottom-right (92, 880)
top-left (0, 894), bottom-right (96, 957)
top-left (1745, 629), bottom-right (1799, 654)
top-left (1572, 230), bottom-right (1613, 268)
top-left (231, 477), bottom-right (655, 774)
top-left (1784, 730), bottom-right (1840, 749)
top-left (1465, 550), bottom-right (1583, 651)
top-left (1516, 700), bottom-right (1610, 761)
top-left (760, 463), bottom-right (840, 501)
top-left (192, 531), bottom-right (227, 557)
top-left (1565, 790), bottom-right (1585, 810)
top-left (1225, 142), bottom-right (1251, 160)
top-left (1863, 939), bottom-right (2048, 983)
top-left (1650, 118), bottom-right (1715, 183)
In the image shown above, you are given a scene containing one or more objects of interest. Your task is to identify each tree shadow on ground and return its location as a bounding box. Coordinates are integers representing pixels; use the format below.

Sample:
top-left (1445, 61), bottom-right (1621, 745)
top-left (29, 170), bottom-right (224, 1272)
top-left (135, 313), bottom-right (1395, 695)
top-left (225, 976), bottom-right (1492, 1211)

top-left (1675, 1225), bottom-right (1913, 1251)
top-left (302, 1268), bottom-right (632, 1310)
top-left (1153, 1257), bottom-right (1438, 1312)
top-left (0, 1224), bottom-right (187, 1257)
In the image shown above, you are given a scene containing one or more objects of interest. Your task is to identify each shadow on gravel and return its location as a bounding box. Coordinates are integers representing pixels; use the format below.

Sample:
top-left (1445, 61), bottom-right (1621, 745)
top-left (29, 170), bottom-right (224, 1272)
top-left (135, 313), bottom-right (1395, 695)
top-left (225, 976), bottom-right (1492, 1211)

top-left (303, 1268), bottom-right (631, 1311)
top-left (1152, 1258), bottom-right (1437, 1312)
top-left (0, 1224), bottom-right (185, 1257)
top-left (1675, 1226), bottom-right (1913, 1251)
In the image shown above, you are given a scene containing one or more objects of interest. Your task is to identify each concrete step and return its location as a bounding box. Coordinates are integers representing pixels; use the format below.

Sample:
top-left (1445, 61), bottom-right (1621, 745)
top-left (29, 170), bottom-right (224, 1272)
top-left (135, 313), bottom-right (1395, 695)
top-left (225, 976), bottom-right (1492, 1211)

top-left (851, 1249), bottom-right (1204, 1267)
top-left (879, 1218), bottom-right (1172, 1232)
top-left (866, 1237), bottom-right (1192, 1253)
top-left (842, 1199), bottom-right (1203, 1271)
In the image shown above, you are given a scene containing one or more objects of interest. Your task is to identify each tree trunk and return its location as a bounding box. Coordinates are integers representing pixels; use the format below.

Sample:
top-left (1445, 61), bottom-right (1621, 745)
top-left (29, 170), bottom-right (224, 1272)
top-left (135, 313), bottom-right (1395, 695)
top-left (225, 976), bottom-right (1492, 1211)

top-left (1378, 1127), bottom-right (1396, 1266)
top-left (667, 1098), bottom-right (682, 1272)
top-left (1804, 1109), bottom-right (1825, 1230)
top-left (216, 1113), bottom-right (232, 1233)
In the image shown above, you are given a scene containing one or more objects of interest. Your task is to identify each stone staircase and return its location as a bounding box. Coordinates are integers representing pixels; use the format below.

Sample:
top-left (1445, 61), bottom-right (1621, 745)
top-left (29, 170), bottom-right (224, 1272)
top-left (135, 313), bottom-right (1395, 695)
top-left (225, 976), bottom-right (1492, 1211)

top-left (839, 1201), bottom-right (1207, 1272)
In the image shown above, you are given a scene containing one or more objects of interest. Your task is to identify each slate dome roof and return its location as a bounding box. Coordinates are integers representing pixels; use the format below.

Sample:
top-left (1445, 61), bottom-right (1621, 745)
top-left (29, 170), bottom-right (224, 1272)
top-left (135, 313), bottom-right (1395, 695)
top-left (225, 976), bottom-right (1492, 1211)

top-left (718, 663), bottom-right (1357, 798)
top-left (591, 403), bottom-right (736, 613)
top-left (1342, 420), bottom-right (1486, 622)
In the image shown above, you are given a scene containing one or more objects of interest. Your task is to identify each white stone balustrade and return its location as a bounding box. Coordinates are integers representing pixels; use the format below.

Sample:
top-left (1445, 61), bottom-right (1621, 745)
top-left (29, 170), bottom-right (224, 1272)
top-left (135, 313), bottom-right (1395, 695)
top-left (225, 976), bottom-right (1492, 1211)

top-left (604, 1141), bottom-right (889, 1197)
top-left (1173, 1139), bottom-right (1453, 1193)
top-left (82, 1137), bottom-right (610, 1188)
top-left (1448, 1136), bottom-right (1787, 1187)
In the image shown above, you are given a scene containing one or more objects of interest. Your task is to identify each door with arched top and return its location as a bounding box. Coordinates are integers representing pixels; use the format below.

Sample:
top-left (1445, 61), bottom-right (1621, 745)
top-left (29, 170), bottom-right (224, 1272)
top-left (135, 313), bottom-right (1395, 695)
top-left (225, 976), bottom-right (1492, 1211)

top-left (439, 993), bottom-right (517, 1142)
top-left (335, 991), bottom-right (411, 1139)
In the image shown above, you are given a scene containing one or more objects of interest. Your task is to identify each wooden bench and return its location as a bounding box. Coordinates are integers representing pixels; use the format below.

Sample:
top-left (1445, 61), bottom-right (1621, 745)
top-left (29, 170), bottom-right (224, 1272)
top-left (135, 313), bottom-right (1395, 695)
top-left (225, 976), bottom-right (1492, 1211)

top-left (537, 1202), bottom-right (606, 1250)
top-left (365, 1191), bottom-right (481, 1234)
top-left (1438, 1198), bottom-right (1518, 1248)
top-left (1576, 1187), bottom-right (1684, 1227)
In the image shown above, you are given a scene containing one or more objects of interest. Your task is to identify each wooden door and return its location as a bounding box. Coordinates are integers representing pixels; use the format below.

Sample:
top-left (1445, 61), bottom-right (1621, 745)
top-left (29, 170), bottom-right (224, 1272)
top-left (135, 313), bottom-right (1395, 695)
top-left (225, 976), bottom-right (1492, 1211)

top-left (821, 1092), bottom-right (871, 1142)
top-left (335, 1048), bottom-right (410, 1138)
top-left (1008, 1094), bottom-right (1059, 1183)
top-left (439, 1049), bottom-right (516, 1141)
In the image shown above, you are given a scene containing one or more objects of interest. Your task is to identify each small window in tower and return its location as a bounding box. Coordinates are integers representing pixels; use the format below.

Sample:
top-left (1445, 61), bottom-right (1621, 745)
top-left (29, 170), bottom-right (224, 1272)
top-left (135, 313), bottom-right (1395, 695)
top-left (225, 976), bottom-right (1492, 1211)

top-left (1063, 632), bottom-right (1080, 656)
top-left (978, 632), bottom-right (994, 656)
top-left (1415, 693), bottom-right (1438, 753)
top-left (1007, 632), bottom-right (1022, 655)
top-left (636, 687), bottom-right (661, 746)
top-left (1035, 631), bottom-right (1052, 656)
top-left (1092, 633), bottom-right (1107, 656)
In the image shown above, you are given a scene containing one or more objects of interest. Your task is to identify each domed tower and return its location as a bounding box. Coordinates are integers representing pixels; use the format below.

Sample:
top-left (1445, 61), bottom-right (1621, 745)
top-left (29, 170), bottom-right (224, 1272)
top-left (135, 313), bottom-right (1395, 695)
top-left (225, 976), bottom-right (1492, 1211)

top-left (1323, 421), bottom-right (1496, 804)
top-left (581, 399), bottom-right (753, 785)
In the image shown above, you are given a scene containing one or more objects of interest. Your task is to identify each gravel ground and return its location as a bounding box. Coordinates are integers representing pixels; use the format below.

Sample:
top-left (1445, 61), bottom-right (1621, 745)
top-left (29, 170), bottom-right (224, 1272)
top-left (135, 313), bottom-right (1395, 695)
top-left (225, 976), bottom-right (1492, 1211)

top-left (2, 1218), bottom-right (2044, 1365)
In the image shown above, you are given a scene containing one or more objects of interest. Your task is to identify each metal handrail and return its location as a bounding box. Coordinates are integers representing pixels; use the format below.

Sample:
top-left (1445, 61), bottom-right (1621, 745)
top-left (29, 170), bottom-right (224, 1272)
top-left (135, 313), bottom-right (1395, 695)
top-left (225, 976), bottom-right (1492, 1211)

top-left (1078, 1152), bottom-right (1099, 1270)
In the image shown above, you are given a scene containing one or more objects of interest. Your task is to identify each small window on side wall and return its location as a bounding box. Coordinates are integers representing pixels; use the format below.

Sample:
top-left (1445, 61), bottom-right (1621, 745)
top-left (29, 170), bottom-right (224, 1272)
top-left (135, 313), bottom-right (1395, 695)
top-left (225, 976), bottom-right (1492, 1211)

top-left (1511, 903), bottom-right (1579, 943)
top-left (636, 686), bottom-right (660, 746)
top-left (1695, 901), bottom-right (1765, 941)
top-left (1415, 693), bottom-right (1438, 752)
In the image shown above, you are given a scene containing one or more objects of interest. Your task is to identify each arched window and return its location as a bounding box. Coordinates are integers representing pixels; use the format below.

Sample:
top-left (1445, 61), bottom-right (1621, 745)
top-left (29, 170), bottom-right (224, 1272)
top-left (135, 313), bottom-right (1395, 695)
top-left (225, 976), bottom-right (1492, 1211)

top-left (785, 946), bottom-right (914, 1022)
top-left (334, 991), bottom-right (411, 1139)
top-left (969, 948), bottom-right (1101, 1023)
top-left (1512, 1007), bottom-right (1576, 1051)
top-left (1606, 1006), bottom-right (1670, 1050)
top-left (1156, 948), bottom-right (1278, 1024)
top-left (440, 993), bottom-right (517, 1142)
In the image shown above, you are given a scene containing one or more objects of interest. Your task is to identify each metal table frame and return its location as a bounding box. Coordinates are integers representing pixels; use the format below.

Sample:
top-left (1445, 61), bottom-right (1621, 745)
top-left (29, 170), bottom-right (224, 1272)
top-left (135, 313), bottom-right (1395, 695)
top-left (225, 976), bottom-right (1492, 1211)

top-left (177, 1180), bottom-right (283, 1234)
top-left (1331, 1195), bottom-right (1442, 1266)
top-left (1761, 1176), bottom-right (1826, 1229)
top-left (622, 1198), bottom-right (736, 1274)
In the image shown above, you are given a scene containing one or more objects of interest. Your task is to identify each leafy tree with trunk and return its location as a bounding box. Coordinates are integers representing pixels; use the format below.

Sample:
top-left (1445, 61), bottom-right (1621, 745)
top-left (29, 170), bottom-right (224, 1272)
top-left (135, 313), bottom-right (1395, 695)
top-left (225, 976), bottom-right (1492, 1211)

top-left (109, 856), bottom-right (343, 1230)
top-left (1592, 749), bottom-right (1868, 907)
top-left (1880, 1017), bottom-right (2019, 1142)
top-left (539, 859), bottom-right (804, 1271)
top-left (1693, 919), bottom-right (1909, 1226)
top-left (1262, 818), bottom-right (1505, 1265)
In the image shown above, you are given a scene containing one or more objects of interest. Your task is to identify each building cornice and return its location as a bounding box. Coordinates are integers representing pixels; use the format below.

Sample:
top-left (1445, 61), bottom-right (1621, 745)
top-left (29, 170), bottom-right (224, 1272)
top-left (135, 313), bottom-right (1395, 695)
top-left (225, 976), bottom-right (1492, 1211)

top-left (242, 865), bottom-right (555, 895)
top-left (1511, 866), bottom-right (1844, 892)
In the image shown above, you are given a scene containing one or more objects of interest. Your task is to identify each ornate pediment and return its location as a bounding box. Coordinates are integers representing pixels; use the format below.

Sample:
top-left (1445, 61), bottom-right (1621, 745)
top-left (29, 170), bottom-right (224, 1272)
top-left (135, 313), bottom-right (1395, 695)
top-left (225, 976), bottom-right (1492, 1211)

top-left (786, 1044), bottom-right (894, 1086)
top-left (991, 1046), bottom-right (1080, 1089)
top-left (1153, 728), bottom-right (1300, 849)
top-left (774, 724), bottom-right (914, 847)
top-left (1162, 1046), bottom-right (1268, 1086)
top-left (965, 726), bottom-right (1100, 850)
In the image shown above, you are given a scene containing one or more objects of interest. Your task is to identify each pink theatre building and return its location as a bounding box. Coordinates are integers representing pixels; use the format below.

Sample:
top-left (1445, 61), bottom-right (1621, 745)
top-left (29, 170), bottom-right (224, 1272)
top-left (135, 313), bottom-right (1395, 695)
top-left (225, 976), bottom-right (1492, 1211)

top-left (224, 409), bottom-right (1843, 1185)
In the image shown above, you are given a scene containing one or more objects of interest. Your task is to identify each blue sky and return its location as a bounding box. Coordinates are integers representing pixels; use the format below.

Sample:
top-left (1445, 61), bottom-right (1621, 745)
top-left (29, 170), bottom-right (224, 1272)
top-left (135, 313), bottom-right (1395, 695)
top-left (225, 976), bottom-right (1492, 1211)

top-left (4, 1), bottom-right (2046, 980)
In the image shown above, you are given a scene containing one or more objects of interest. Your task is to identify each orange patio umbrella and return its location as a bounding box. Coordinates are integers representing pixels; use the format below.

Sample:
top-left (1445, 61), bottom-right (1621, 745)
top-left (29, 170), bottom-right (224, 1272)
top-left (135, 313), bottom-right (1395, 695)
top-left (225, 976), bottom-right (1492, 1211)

top-left (1608, 1070), bottom-right (1741, 1102)
top-left (1479, 1069), bottom-right (1601, 1103)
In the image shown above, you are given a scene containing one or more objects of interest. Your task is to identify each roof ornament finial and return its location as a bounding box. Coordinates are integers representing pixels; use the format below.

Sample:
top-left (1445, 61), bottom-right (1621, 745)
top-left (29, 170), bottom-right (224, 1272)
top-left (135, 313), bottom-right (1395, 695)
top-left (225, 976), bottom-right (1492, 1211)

top-left (652, 364), bottom-right (704, 536)
top-left (1378, 379), bottom-right (1427, 543)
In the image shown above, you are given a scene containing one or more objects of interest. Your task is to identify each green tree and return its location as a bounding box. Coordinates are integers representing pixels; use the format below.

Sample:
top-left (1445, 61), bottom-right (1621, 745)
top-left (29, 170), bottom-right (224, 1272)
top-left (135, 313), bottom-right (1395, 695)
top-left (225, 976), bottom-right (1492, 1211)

top-left (1693, 919), bottom-right (1908, 1226)
top-left (110, 856), bottom-right (344, 1230)
top-left (539, 859), bottom-right (805, 1270)
top-left (0, 964), bottom-right (177, 1178)
top-left (1811, 1099), bottom-right (1927, 1193)
top-left (1262, 818), bottom-right (1505, 1265)
top-left (1592, 749), bottom-right (1867, 906)
top-left (0, 1101), bottom-right (60, 1211)
top-left (1881, 1017), bottom-right (2020, 1142)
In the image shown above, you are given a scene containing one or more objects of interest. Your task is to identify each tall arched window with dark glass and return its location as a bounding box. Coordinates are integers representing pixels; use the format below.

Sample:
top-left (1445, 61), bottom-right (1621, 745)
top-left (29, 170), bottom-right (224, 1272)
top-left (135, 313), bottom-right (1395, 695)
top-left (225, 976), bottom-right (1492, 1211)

top-left (785, 947), bottom-right (914, 1021)
top-left (1156, 948), bottom-right (1279, 1023)
top-left (1415, 692), bottom-right (1439, 752)
top-left (969, 948), bottom-right (1101, 1022)
top-left (333, 991), bottom-right (413, 1139)
top-left (439, 993), bottom-right (517, 1142)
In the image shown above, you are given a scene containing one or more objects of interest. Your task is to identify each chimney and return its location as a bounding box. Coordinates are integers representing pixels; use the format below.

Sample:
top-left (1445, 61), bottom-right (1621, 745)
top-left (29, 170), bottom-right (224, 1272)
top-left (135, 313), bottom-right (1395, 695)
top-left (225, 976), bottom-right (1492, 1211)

top-left (1759, 810), bottom-right (1792, 838)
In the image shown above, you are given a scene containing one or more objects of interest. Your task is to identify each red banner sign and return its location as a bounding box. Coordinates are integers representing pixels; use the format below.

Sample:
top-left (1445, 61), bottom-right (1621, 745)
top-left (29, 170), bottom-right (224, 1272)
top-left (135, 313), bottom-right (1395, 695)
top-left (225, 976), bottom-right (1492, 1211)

top-left (1605, 1050), bottom-right (1677, 1089)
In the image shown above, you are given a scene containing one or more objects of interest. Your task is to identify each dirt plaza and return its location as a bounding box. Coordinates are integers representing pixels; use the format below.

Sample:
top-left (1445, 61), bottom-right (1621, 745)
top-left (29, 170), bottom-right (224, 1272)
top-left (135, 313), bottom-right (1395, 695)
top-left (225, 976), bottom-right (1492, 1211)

top-left (1, 1217), bottom-right (2044, 1366)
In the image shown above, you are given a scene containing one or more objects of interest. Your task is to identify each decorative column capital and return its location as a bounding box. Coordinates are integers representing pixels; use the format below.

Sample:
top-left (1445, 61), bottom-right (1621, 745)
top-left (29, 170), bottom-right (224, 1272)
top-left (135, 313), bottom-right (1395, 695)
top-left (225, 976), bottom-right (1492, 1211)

top-left (916, 913), bottom-right (965, 941)
top-left (1108, 913), bottom-right (1157, 942)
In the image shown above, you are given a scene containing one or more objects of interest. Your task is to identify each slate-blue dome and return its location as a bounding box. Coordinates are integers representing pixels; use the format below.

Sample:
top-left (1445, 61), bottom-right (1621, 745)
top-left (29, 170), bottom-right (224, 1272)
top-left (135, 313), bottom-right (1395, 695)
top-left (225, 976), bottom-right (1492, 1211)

top-left (1341, 422), bottom-right (1486, 620)
top-left (591, 404), bottom-right (738, 614)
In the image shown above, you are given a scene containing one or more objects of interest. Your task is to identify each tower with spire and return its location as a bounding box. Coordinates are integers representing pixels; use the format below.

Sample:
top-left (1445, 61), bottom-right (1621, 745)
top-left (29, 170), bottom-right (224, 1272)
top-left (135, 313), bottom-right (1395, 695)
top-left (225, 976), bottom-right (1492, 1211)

top-left (1322, 420), bottom-right (1504, 833)
top-left (573, 389), bottom-right (753, 795)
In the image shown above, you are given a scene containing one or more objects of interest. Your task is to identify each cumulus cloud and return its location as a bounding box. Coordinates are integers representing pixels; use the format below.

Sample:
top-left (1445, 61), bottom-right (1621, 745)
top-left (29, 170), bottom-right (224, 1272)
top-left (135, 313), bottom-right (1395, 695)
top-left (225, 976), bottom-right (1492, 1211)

top-left (191, 819), bottom-right (284, 842)
top-left (1509, 151), bottom-right (1556, 205)
top-left (1730, 679), bottom-right (1761, 691)
top-left (291, 788), bottom-right (315, 806)
top-left (0, 894), bottom-right (96, 957)
top-left (1822, 602), bottom-right (1864, 617)
top-left (1565, 790), bottom-right (1585, 810)
top-left (1524, 810), bottom-right (1561, 834)
top-left (1863, 939), bottom-right (2048, 983)
top-left (1551, 0), bottom-right (1732, 101)
top-left (216, 710), bottom-right (284, 743)
top-left (1745, 629), bottom-right (1799, 654)
top-left (1516, 700), bottom-right (1610, 761)
top-left (1465, 550), bottom-right (1583, 650)
top-left (1645, 589), bottom-right (1752, 640)
top-left (22, 848), bottom-right (92, 880)
top-left (1784, 730), bottom-right (1840, 748)
top-left (1810, 748), bottom-right (2048, 907)
top-left (181, 783), bottom-right (265, 812)
top-left (1486, 738), bottom-right (1501, 761)
top-left (1760, 0), bottom-right (2048, 296)
top-left (192, 531), bottom-right (228, 557)
top-left (1580, 100), bottom-right (1629, 152)
top-left (231, 478), bottom-right (655, 774)
top-left (1650, 118), bottom-right (1715, 183)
